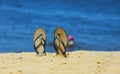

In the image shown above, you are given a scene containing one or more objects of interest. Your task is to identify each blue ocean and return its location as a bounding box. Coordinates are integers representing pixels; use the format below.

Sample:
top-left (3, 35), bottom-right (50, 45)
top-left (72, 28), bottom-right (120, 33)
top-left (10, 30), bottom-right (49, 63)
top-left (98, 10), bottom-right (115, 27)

top-left (0, 0), bottom-right (120, 53)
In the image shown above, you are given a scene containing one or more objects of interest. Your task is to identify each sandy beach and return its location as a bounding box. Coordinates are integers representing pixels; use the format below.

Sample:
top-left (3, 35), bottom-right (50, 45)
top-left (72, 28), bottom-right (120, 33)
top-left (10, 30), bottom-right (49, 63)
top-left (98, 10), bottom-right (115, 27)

top-left (0, 51), bottom-right (120, 74)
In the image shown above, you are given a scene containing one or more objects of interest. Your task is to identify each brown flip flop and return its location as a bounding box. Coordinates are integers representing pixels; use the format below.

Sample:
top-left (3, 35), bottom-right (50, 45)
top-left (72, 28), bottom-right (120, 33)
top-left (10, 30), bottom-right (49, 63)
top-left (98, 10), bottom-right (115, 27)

top-left (34, 28), bottom-right (47, 56)
top-left (53, 27), bottom-right (68, 57)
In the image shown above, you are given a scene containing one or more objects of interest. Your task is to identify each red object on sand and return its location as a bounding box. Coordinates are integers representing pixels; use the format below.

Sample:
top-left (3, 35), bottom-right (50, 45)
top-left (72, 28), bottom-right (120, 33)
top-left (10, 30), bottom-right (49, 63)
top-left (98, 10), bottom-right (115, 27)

top-left (68, 35), bottom-right (74, 40)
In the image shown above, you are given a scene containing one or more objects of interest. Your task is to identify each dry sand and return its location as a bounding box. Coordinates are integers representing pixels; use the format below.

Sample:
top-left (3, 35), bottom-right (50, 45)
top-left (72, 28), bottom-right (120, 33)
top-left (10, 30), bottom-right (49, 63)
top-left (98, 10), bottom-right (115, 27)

top-left (0, 51), bottom-right (120, 74)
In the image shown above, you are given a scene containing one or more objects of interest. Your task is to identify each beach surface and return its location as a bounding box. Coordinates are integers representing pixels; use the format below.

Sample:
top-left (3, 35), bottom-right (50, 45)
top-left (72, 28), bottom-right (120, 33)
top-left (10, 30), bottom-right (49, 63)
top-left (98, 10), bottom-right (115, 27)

top-left (0, 51), bottom-right (120, 74)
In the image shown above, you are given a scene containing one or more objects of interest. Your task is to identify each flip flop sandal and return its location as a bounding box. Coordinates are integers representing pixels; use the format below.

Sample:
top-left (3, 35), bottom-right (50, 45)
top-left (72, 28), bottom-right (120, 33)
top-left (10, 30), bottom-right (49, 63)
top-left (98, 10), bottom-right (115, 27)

top-left (34, 28), bottom-right (47, 56)
top-left (53, 27), bottom-right (68, 57)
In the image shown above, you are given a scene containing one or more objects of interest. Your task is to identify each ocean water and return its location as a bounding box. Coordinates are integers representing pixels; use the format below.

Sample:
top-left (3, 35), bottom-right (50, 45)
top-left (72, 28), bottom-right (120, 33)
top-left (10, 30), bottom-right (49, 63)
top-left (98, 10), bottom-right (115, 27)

top-left (0, 0), bottom-right (120, 53)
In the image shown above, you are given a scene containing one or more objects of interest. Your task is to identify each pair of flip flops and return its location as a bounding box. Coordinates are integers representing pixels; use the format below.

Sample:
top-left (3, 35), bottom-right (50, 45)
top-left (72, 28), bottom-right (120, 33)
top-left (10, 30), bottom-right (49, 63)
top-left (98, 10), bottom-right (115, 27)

top-left (34, 27), bottom-right (68, 57)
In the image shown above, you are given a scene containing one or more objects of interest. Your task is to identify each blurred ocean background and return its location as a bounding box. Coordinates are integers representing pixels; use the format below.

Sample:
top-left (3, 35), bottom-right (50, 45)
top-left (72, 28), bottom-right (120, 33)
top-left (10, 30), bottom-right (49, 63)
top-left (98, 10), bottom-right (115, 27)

top-left (0, 0), bottom-right (120, 53)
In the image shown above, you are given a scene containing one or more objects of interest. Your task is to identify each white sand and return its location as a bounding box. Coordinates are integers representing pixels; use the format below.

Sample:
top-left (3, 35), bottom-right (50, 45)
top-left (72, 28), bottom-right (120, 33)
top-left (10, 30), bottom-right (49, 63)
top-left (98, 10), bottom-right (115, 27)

top-left (0, 51), bottom-right (120, 74)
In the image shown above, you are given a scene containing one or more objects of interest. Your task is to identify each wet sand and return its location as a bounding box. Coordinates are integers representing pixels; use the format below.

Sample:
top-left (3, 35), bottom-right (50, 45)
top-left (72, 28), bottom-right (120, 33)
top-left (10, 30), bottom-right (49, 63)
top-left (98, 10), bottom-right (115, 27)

top-left (0, 51), bottom-right (120, 74)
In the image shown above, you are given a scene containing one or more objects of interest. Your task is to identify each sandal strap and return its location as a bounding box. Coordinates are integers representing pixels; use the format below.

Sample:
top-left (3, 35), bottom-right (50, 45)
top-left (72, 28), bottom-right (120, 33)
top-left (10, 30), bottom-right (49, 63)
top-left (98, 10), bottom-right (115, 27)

top-left (34, 34), bottom-right (46, 42)
top-left (53, 35), bottom-right (66, 55)
top-left (34, 34), bottom-right (46, 54)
